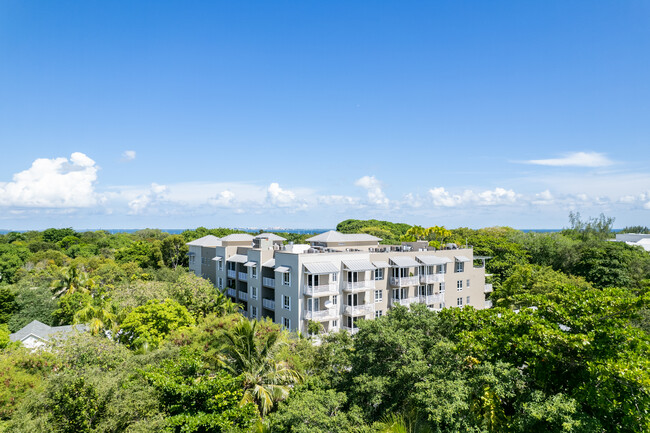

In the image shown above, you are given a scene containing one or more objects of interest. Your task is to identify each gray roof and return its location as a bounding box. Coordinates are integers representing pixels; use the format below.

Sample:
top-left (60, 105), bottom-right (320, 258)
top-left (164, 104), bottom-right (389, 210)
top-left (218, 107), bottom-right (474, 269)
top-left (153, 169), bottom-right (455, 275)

top-left (306, 230), bottom-right (381, 243)
top-left (262, 259), bottom-right (276, 268)
top-left (455, 255), bottom-right (471, 262)
top-left (9, 320), bottom-right (85, 343)
top-left (372, 261), bottom-right (390, 268)
top-left (303, 262), bottom-right (340, 274)
top-left (220, 233), bottom-right (255, 242)
top-left (390, 256), bottom-right (420, 268)
top-left (416, 255), bottom-right (452, 265)
top-left (275, 265), bottom-right (291, 273)
top-left (186, 235), bottom-right (222, 247)
top-left (342, 259), bottom-right (376, 272)
top-left (254, 233), bottom-right (286, 241)
top-left (227, 254), bottom-right (248, 263)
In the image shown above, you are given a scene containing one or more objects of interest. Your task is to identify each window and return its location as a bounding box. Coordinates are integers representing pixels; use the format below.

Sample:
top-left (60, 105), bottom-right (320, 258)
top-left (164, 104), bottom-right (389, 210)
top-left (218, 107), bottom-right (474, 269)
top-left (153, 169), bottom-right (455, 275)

top-left (467, 279), bottom-right (470, 288)
top-left (440, 282), bottom-right (445, 293)
top-left (466, 296), bottom-right (470, 305)
top-left (217, 260), bottom-right (223, 271)
top-left (440, 302), bottom-right (445, 309)
top-left (282, 295), bottom-right (291, 311)
top-left (189, 255), bottom-right (195, 264)
top-left (282, 272), bottom-right (291, 286)
top-left (375, 310), bottom-right (383, 318)
top-left (251, 267), bottom-right (258, 279)
top-left (457, 297), bottom-right (463, 307)
top-left (457, 280), bottom-right (463, 291)
top-left (437, 264), bottom-right (446, 274)
top-left (374, 268), bottom-right (384, 280)
top-left (332, 319), bottom-right (338, 328)
top-left (455, 261), bottom-right (464, 273)
top-left (201, 257), bottom-right (207, 264)
top-left (251, 286), bottom-right (258, 300)
top-left (332, 272), bottom-right (338, 282)
top-left (374, 290), bottom-right (383, 303)
top-left (218, 277), bottom-right (223, 289)
top-left (282, 317), bottom-right (291, 329)
top-left (332, 295), bottom-right (338, 305)
top-left (251, 306), bottom-right (257, 318)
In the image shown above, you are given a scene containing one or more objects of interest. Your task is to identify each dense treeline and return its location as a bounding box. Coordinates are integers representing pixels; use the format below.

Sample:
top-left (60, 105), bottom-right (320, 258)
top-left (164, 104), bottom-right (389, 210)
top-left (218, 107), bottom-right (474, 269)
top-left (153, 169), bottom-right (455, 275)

top-left (1, 217), bottom-right (649, 432)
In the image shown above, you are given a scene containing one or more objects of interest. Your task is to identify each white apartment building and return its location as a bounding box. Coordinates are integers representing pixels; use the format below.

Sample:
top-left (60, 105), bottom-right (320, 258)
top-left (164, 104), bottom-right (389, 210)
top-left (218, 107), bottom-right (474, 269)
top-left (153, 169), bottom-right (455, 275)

top-left (188, 230), bottom-right (490, 334)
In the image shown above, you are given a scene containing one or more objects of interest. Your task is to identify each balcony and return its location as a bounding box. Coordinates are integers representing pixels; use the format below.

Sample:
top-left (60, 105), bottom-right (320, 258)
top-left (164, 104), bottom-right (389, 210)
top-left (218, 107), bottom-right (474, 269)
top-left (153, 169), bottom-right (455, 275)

top-left (304, 283), bottom-right (338, 296)
top-left (304, 309), bottom-right (338, 321)
top-left (484, 284), bottom-right (493, 293)
top-left (226, 288), bottom-right (237, 298)
top-left (390, 276), bottom-right (419, 287)
top-left (238, 291), bottom-right (248, 302)
top-left (342, 326), bottom-right (360, 335)
top-left (262, 277), bottom-right (275, 288)
top-left (419, 294), bottom-right (443, 305)
top-left (344, 303), bottom-right (375, 316)
top-left (343, 280), bottom-right (375, 292)
top-left (420, 274), bottom-right (444, 284)
top-left (391, 297), bottom-right (419, 307)
top-left (485, 300), bottom-right (493, 308)
top-left (227, 270), bottom-right (236, 279)
top-left (262, 298), bottom-right (275, 310)
top-left (238, 272), bottom-right (248, 281)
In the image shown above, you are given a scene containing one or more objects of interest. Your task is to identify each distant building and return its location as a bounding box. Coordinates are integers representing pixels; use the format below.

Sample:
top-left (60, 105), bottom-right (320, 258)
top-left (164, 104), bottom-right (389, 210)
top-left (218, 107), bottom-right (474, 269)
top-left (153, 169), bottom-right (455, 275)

top-left (614, 233), bottom-right (650, 252)
top-left (188, 231), bottom-right (490, 334)
top-left (9, 320), bottom-right (86, 349)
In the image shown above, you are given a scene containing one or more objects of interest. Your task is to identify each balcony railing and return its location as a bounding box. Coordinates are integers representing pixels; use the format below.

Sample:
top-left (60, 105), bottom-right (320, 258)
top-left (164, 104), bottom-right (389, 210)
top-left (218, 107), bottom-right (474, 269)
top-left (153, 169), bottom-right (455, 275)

top-left (343, 280), bottom-right (375, 292)
top-left (391, 297), bottom-right (419, 307)
top-left (262, 298), bottom-right (275, 310)
top-left (485, 300), bottom-right (493, 308)
top-left (389, 276), bottom-right (419, 287)
top-left (420, 274), bottom-right (444, 284)
top-left (342, 326), bottom-right (360, 335)
top-left (226, 288), bottom-right (237, 298)
top-left (344, 303), bottom-right (375, 316)
top-left (238, 272), bottom-right (248, 281)
top-left (262, 277), bottom-right (275, 288)
top-left (304, 309), bottom-right (338, 321)
top-left (418, 294), bottom-right (444, 305)
top-left (484, 284), bottom-right (493, 293)
top-left (238, 291), bottom-right (248, 301)
top-left (303, 283), bottom-right (338, 296)
top-left (227, 270), bottom-right (236, 278)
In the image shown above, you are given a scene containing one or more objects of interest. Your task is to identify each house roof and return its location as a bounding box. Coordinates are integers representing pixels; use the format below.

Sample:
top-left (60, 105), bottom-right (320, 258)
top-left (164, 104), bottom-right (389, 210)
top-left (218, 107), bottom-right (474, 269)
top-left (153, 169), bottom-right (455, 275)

top-left (254, 233), bottom-right (286, 241)
top-left (454, 255), bottom-right (471, 262)
top-left (220, 233), bottom-right (254, 242)
top-left (389, 256), bottom-right (420, 268)
top-left (303, 262), bottom-right (340, 274)
top-left (262, 259), bottom-right (276, 268)
top-left (227, 254), bottom-right (249, 263)
top-left (306, 230), bottom-right (381, 243)
top-left (186, 235), bottom-right (222, 247)
top-left (416, 255), bottom-right (452, 265)
top-left (9, 320), bottom-right (86, 343)
top-left (342, 259), bottom-right (376, 272)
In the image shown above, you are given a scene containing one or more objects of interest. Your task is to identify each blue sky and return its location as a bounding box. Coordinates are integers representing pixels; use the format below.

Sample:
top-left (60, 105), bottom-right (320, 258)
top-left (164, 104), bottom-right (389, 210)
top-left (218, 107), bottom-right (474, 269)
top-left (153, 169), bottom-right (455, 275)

top-left (1, 1), bottom-right (650, 230)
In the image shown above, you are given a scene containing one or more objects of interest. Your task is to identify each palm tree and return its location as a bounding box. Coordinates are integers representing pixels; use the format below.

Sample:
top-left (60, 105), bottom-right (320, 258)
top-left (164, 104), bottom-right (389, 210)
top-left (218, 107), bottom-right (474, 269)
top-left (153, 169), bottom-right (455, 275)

top-left (73, 300), bottom-right (117, 336)
top-left (378, 413), bottom-right (432, 433)
top-left (51, 266), bottom-right (94, 298)
top-left (219, 318), bottom-right (302, 416)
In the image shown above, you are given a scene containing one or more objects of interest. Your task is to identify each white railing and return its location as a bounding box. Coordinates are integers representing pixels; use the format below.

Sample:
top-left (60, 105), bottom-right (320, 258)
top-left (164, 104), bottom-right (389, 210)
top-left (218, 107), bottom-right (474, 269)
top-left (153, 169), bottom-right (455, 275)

top-left (262, 298), bottom-right (275, 310)
top-left (226, 288), bottom-right (237, 297)
top-left (485, 300), bottom-right (493, 308)
top-left (342, 326), bottom-right (360, 335)
top-left (391, 297), bottom-right (419, 307)
top-left (484, 284), bottom-right (493, 293)
top-left (227, 270), bottom-right (236, 278)
top-left (344, 303), bottom-right (375, 316)
top-left (419, 294), bottom-right (443, 305)
top-left (262, 277), bottom-right (275, 288)
top-left (304, 309), bottom-right (338, 321)
top-left (420, 274), bottom-right (444, 284)
top-left (238, 272), bottom-right (247, 281)
top-left (303, 283), bottom-right (338, 296)
top-left (238, 291), bottom-right (248, 301)
top-left (389, 276), bottom-right (419, 287)
top-left (344, 280), bottom-right (375, 292)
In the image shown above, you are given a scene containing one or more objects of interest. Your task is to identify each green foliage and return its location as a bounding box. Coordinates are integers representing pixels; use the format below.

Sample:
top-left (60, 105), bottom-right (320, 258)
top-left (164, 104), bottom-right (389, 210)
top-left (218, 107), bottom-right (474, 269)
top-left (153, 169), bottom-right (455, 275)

top-left (52, 291), bottom-right (93, 326)
top-left (0, 287), bottom-right (17, 324)
top-left (0, 243), bottom-right (31, 284)
top-left (42, 228), bottom-right (77, 244)
top-left (8, 285), bottom-right (57, 332)
top-left (563, 212), bottom-right (615, 241)
top-left (621, 225), bottom-right (650, 234)
top-left (119, 299), bottom-right (195, 349)
top-left (337, 219), bottom-right (411, 243)
top-left (115, 241), bottom-right (163, 269)
top-left (160, 235), bottom-right (189, 269)
top-left (168, 272), bottom-right (236, 319)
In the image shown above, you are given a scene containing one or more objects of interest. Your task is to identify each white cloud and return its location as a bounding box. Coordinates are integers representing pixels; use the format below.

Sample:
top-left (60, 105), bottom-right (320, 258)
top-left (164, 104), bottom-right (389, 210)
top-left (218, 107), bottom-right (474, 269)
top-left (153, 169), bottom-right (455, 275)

top-left (122, 150), bottom-right (136, 161)
top-left (355, 175), bottom-right (389, 206)
top-left (128, 183), bottom-right (168, 214)
top-left (524, 152), bottom-right (613, 167)
top-left (267, 182), bottom-right (296, 207)
top-left (0, 152), bottom-right (98, 207)
top-left (532, 189), bottom-right (554, 205)
top-left (209, 190), bottom-right (235, 207)
top-left (428, 187), bottom-right (518, 207)
top-left (317, 195), bottom-right (361, 206)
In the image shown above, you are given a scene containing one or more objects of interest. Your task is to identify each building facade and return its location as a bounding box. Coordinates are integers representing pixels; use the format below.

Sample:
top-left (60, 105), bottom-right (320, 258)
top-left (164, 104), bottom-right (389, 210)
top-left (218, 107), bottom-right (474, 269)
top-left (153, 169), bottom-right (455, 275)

top-left (187, 231), bottom-right (490, 334)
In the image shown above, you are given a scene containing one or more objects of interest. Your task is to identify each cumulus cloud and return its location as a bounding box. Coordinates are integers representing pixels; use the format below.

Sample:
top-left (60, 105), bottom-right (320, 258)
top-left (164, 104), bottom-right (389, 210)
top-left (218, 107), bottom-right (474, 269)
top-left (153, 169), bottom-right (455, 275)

top-left (0, 152), bottom-right (98, 207)
top-left (209, 190), bottom-right (236, 207)
top-left (122, 150), bottom-right (136, 161)
top-left (355, 175), bottom-right (389, 206)
top-left (428, 187), bottom-right (518, 207)
top-left (317, 195), bottom-right (361, 206)
top-left (128, 183), bottom-right (168, 214)
top-left (267, 182), bottom-right (296, 207)
top-left (532, 190), bottom-right (554, 205)
top-left (523, 152), bottom-right (613, 167)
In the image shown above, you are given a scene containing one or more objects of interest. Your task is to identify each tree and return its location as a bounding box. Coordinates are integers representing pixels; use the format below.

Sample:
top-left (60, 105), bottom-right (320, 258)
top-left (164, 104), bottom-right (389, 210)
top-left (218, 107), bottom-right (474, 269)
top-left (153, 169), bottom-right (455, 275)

top-left (51, 266), bottom-right (94, 298)
top-left (0, 286), bottom-right (17, 323)
top-left (118, 299), bottom-right (195, 349)
top-left (160, 235), bottom-right (189, 269)
top-left (219, 318), bottom-right (302, 416)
